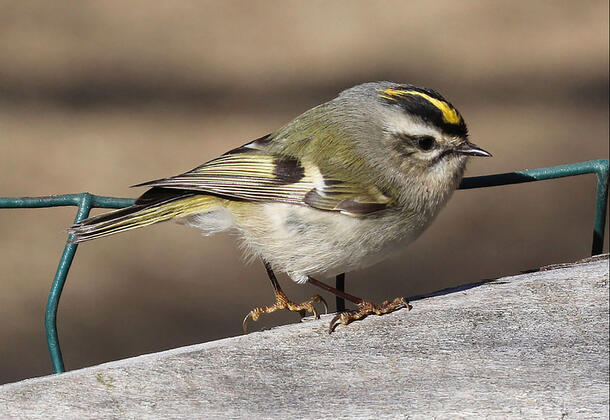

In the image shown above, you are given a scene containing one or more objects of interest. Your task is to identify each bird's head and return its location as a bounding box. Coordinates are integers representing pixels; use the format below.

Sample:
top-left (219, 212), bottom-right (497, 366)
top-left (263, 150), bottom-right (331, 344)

top-left (334, 81), bottom-right (491, 190)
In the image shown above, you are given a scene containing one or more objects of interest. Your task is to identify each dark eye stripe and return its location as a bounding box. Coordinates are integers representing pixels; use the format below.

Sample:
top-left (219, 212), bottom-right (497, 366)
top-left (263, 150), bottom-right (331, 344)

top-left (399, 134), bottom-right (437, 151)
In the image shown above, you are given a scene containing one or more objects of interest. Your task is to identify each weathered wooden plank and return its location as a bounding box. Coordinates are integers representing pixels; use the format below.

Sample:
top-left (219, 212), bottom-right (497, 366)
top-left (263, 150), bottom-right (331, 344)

top-left (1, 257), bottom-right (608, 419)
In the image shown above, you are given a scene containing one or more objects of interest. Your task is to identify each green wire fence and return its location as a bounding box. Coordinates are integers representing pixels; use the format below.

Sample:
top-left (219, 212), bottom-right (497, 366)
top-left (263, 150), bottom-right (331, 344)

top-left (1, 159), bottom-right (608, 374)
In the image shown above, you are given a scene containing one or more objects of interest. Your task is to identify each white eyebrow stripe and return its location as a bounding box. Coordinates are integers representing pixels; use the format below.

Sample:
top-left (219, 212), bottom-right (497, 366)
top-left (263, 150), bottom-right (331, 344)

top-left (384, 109), bottom-right (444, 140)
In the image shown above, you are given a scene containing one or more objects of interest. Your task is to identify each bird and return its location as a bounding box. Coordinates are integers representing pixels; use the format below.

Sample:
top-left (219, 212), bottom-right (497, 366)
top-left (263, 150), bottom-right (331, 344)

top-left (68, 81), bottom-right (491, 333)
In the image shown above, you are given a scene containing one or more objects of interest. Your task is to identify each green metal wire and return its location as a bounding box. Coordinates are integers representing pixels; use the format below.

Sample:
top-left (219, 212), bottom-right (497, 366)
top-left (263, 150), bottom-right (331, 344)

top-left (0, 194), bottom-right (134, 373)
top-left (0, 159), bottom-right (607, 374)
top-left (458, 159), bottom-right (608, 254)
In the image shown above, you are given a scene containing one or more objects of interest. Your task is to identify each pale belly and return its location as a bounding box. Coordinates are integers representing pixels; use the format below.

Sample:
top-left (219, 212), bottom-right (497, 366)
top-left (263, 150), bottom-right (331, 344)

top-left (231, 203), bottom-right (430, 283)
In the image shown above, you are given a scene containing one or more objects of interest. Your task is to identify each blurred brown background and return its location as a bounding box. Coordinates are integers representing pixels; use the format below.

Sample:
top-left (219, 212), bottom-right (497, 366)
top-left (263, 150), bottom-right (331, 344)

top-left (0, 1), bottom-right (608, 385)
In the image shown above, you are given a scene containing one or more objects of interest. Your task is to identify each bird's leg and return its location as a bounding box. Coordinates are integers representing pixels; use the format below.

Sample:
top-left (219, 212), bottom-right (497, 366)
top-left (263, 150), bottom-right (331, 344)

top-left (307, 277), bottom-right (412, 333)
top-left (242, 262), bottom-right (328, 333)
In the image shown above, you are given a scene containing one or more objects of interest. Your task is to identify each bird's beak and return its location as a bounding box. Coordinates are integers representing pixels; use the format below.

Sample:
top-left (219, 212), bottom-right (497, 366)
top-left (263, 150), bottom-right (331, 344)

top-left (454, 142), bottom-right (492, 157)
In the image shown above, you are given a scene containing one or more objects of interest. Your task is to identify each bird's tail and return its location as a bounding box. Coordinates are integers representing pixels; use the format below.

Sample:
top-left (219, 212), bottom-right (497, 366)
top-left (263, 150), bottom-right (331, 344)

top-left (68, 188), bottom-right (220, 243)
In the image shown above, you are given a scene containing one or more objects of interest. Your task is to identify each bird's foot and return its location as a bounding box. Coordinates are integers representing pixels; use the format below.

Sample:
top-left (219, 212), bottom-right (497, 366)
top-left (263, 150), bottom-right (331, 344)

top-left (243, 290), bottom-right (328, 333)
top-left (328, 297), bottom-right (412, 333)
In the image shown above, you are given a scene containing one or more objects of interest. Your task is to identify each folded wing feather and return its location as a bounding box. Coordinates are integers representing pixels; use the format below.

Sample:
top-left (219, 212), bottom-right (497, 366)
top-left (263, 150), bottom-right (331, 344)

top-left (134, 141), bottom-right (393, 216)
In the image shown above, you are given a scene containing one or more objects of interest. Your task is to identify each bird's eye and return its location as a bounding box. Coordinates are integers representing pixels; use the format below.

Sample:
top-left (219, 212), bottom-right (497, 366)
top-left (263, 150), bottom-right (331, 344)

top-left (416, 136), bottom-right (436, 151)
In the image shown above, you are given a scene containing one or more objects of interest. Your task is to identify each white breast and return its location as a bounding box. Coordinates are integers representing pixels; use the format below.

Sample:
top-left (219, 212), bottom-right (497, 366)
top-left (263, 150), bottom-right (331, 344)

top-left (233, 203), bottom-right (426, 284)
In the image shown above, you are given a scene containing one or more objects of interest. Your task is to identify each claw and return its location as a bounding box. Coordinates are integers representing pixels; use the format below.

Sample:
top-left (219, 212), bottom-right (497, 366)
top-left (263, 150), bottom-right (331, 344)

top-left (321, 296), bottom-right (329, 315)
top-left (242, 311), bottom-right (256, 333)
top-left (328, 296), bottom-right (412, 334)
top-left (305, 295), bottom-right (328, 318)
top-left (329, 312), bottom-right (348, 334)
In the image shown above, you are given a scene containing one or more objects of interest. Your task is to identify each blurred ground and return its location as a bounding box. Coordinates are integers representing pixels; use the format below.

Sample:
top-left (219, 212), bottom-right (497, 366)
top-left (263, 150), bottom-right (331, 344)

top-left (0, 0), bottom-right (608, 384)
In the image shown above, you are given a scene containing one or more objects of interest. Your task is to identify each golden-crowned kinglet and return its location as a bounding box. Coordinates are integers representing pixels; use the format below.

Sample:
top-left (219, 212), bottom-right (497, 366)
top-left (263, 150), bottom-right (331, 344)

top-left (69, 81), bottom-right (491, 332)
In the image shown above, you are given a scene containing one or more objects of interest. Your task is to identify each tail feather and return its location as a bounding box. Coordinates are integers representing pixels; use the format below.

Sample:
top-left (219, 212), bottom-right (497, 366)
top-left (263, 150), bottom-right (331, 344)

top-left (68, 189), bottom-right (219, 243)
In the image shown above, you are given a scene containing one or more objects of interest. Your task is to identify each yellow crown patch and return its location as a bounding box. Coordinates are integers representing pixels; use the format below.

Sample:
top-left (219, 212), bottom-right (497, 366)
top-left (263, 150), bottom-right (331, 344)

top-left (378, 88), bottom-right (462, 125)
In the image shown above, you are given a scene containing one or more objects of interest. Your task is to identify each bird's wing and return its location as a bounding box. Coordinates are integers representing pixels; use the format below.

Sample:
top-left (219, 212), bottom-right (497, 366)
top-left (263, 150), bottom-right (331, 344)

top-left (134, 137), bottom-right (393, 216)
